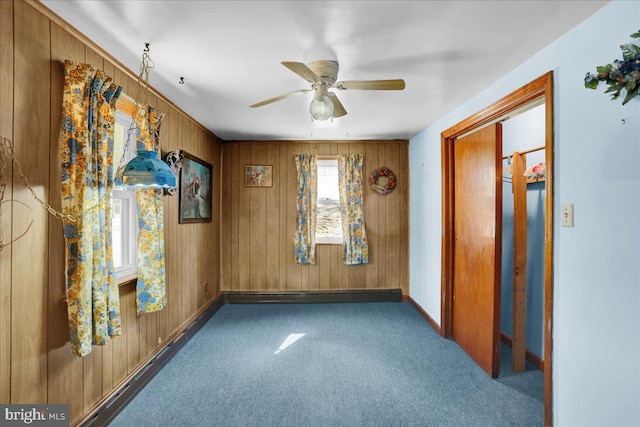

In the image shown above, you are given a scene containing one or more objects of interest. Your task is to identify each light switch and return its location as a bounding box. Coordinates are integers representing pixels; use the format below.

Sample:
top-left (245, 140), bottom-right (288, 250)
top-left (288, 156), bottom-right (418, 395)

top-left (562, 204), bottom-right (574, 227)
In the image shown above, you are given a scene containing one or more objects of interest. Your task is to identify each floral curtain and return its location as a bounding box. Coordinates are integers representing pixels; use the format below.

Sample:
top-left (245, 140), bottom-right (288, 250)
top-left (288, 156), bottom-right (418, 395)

top-left (294, 154), bottom-right (317, 264)
top-left (59, 60), bottom-right (123, 357)
top-left (338, 154), bottom-right (369, 265)
top-left (134, 105), bottom-right (168, 314)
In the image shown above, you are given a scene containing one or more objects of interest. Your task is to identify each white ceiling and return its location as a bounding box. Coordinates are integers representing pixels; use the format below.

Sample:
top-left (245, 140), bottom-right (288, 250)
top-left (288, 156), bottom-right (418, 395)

top-left (42, 0), bottom-right (609, 142)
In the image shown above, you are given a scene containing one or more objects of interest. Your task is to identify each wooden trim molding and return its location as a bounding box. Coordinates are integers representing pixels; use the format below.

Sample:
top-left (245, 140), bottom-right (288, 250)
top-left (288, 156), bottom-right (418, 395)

top-left (440, 136), bottom-right (454, 339)
top-left (440, 71), bottom-right (554, 426)
top-left (542, 73), bottom-right (555, 427)
top-left (500, 332), bottom-right (545, 372)
top-left (407, 297), bottom-right (442, 335)
top-left (511, 152), bottom-right (528, 372)
top-left (116, 95), bottom-right (137, 117)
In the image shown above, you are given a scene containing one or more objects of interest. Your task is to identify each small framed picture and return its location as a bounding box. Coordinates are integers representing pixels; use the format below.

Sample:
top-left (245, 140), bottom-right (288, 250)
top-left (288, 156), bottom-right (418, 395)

top-left (245, 165), bottom-right (273, 187)
top-left (179, 152), bottom-right (213, 223)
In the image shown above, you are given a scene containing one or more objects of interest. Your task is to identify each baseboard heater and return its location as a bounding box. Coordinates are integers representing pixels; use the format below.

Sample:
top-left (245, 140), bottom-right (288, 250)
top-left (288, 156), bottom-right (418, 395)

top-left (224, 289), bottom-right (403, 304)
top-left (79, 289), bottom-right (402, 427)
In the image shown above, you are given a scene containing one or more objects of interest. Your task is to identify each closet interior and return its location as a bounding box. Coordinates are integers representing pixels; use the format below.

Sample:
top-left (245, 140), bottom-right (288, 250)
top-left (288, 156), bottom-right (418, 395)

top-left (501, 103), bottom-right (546, 373)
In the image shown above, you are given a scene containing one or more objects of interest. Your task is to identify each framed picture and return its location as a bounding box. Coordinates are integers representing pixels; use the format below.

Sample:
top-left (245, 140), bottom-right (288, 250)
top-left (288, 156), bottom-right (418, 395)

top-left (179, 152), bottom-right (213, 223)
top-left (245, 165), bottom-right (273, 187)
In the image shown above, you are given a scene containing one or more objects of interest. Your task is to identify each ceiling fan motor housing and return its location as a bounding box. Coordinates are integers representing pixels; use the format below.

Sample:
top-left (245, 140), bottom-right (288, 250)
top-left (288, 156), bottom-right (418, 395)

top-left (308, 60), bottom-right (339, 85)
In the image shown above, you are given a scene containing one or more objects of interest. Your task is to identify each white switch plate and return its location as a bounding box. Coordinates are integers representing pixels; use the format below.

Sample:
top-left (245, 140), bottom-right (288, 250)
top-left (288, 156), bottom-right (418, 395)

top-left (562, 204), bottom-right (574, 227)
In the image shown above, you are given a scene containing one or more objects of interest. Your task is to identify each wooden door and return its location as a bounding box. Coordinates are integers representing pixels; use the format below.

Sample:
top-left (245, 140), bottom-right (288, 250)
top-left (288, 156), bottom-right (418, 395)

top-left (452, 123), bottom-right (502, 377)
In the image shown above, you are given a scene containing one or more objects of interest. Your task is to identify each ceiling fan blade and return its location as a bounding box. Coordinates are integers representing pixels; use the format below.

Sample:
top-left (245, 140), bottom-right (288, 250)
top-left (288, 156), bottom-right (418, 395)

top-left (249, 89), bottom-right (311, 108)
top-left (281, 61), bottom-right (322, 83)
top-left (327, 92), bottom-right (347, 118)
top-left (335, 79), bottom-right (405, 90)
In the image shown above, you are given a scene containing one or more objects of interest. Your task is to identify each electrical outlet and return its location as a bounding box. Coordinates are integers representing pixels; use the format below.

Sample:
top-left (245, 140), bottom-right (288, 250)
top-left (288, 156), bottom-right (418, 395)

top-left (562, 204), bottom-right (574, 227)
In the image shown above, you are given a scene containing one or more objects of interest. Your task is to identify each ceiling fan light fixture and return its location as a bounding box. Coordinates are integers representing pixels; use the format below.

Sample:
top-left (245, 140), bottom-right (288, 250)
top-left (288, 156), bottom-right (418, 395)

top-left (309, 95), bottom-right (334, 121)
top-left (309, 85), bottom-right (334, 121)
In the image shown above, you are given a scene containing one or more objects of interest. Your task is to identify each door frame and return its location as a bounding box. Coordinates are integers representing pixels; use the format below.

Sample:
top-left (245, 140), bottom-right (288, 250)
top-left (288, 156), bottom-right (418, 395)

top-left (440, 72), bottom-right (554, 426)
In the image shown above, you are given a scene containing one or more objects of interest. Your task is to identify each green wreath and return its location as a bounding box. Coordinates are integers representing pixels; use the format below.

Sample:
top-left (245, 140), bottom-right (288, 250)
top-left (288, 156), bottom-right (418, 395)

top-left (369, 167), bottom-right (397, 195)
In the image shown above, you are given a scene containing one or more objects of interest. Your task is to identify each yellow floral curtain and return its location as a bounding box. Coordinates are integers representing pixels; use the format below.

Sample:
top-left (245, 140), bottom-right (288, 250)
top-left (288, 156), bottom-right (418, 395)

top-left (59, 60), bottom-right (122, 357)
top-left (134, 105), bottom-right (168, 314)
top-left (338, 154), bottom-right (369, 265)
top-left (294, 154), bottom-right (317, 264)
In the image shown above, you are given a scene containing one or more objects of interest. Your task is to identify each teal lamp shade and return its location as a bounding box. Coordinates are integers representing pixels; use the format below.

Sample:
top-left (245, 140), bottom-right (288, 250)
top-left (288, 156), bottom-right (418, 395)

top-left (115, 150), bottom-right (177, 189)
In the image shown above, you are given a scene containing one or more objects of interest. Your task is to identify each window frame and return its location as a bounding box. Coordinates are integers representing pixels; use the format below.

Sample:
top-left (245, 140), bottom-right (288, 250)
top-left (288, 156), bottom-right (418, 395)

top-left (315, 156), bottom-right (343, 245)
top-left (112, 98), bottom-right (138, 283)
top-left (111, 189), bottom-right (138, 282)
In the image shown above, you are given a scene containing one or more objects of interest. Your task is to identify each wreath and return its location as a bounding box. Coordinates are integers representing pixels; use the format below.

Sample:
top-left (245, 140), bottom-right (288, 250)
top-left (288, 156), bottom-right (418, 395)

top-left (369, 167), bottom-right (397, 195)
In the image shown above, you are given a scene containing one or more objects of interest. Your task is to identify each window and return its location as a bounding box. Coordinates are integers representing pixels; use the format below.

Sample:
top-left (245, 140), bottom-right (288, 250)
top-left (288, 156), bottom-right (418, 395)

top-left (111, 106), bottom-right (138, 281)
top-left (315, 158), bottom-right (342, 244)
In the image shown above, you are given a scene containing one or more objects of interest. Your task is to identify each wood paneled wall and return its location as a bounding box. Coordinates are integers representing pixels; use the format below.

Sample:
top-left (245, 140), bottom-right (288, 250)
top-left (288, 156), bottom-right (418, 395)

top-left (221, 141), bottom-right (409, 294)
top-left (0, 1), bottom-right (221, 424)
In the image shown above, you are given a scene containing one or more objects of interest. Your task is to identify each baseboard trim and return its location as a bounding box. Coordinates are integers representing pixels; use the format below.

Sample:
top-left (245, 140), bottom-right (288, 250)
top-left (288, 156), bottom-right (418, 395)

top-left (407, 296), bottom-right (442, 335)
top-left (80, 294), bottom-right (226, 427)
top-left (224, 289), bottom-right (403, 304)
top-left (500, 332), bottom-right (545, 372)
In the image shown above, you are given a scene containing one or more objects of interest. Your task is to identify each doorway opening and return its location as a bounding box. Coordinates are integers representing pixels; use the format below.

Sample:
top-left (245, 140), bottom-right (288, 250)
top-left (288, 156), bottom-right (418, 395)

top-left (500, 103), bottom-right (546, 374)
top-left (440, 72), bottom-right (554, 426)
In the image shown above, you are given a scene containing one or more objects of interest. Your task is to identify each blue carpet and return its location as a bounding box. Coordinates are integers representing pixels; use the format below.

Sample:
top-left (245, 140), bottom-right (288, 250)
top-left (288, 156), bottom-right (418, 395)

top-left (109, 302), bottom-right (543, 426)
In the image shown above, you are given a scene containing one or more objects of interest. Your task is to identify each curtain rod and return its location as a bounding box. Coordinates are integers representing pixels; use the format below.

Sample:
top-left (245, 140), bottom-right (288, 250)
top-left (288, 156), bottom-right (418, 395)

top-left (502, 145), bottom-right (545, 159)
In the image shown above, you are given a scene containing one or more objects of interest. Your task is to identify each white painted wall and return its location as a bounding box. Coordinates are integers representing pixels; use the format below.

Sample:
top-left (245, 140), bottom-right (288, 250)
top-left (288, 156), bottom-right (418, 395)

top-left (409, 1), bottom-right (640, 425)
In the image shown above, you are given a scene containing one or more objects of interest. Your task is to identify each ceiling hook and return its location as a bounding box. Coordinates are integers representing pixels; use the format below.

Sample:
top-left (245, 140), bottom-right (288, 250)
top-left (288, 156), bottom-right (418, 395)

top-left (179, 77), bottom-right (185, 85)
top-left (144, 42), bottom-right (150, 52)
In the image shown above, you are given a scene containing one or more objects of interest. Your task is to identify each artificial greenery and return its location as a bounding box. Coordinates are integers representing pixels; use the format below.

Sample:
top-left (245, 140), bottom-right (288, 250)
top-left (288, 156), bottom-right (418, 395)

top-left (584, 30), bottom-right (640, 105)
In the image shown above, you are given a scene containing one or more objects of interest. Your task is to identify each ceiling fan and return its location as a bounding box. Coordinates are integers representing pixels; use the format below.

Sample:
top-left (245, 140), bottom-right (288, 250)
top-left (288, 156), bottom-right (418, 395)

top-left (249, 60), bottom-right (405, 121)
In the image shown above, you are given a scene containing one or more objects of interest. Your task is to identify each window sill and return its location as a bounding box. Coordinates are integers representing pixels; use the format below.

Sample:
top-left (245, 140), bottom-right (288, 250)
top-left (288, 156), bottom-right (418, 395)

top-left (117, 272), bottom-right (138, 287)
top-left (60, 273), bottom-right (138, 305)
top-left (316, 239), bottom-right (343, 245)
